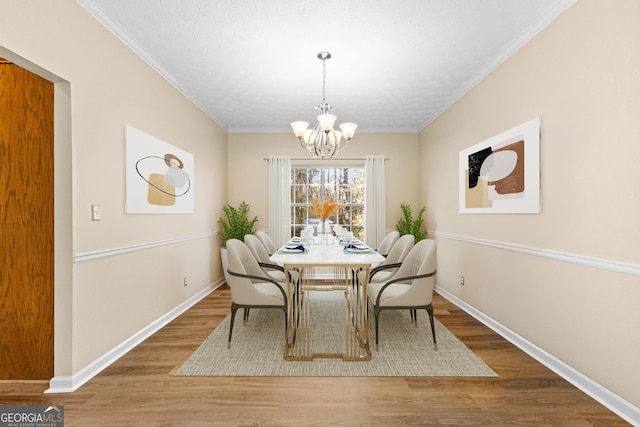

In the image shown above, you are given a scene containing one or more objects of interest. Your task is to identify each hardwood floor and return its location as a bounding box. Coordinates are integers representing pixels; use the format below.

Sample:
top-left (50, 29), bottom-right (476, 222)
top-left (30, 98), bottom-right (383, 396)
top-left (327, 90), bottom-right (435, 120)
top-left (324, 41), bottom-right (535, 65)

top-left (0, 285), bottom-right (629, 426)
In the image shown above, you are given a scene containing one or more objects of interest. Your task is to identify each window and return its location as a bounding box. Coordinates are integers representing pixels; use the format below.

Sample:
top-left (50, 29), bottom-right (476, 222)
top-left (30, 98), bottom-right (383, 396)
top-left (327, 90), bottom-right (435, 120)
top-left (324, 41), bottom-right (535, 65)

top-left (291, 166), bottom-right (365, 240)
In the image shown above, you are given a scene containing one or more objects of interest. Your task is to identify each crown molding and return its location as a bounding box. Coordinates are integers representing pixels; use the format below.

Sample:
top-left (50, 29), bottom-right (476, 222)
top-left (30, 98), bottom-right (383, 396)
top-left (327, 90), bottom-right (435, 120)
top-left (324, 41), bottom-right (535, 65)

top-left (419, 0), bottom-right (577, 131)
top-left (75, 0), bottom-right (229, 132)
top-left (227, 126), bottom-right (420, 134)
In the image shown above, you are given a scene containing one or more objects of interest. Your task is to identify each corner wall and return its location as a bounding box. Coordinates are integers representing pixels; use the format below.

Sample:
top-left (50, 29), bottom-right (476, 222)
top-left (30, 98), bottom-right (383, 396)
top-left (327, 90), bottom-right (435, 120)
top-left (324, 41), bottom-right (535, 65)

top-left (419, 0), bottom-right (640, 408)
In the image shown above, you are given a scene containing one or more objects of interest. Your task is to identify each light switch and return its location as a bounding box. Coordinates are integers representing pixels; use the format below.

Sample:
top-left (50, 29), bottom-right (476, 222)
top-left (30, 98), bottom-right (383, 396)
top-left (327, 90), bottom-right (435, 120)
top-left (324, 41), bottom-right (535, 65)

top-left (91, 204), bottom-right (101, 221)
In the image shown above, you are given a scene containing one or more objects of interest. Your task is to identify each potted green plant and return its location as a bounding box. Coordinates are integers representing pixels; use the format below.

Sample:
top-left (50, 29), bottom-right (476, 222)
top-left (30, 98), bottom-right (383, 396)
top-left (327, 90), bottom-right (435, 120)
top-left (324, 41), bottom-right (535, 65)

top-left (218, 201), bottom-right (258, 284)
top-left (395, 202), bottom-right (427, 244)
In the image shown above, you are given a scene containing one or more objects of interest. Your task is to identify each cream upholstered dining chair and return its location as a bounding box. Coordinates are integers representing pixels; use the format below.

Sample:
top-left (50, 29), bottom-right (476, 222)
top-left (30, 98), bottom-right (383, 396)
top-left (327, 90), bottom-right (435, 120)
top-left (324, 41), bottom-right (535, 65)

top-left (255, 230), bottom-right (278, 255)
top-left (244, 234), bottom-right (286, 282)
top-left (375, 231), bottom-right (399, 257)
top-left (225, 239), bottom-right (288, 349)
top-left (367, 239), bottom-right (437, 351)
top-left (369, 234), bottom-right (414, 283)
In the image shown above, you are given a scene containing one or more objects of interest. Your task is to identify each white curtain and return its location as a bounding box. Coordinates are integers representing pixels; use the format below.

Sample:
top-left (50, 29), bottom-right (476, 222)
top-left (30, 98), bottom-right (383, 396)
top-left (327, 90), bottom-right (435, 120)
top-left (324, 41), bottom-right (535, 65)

top-left (268, 156), bottom-right (291, 248)
top-left (364, 155), bottom-right (386, 249)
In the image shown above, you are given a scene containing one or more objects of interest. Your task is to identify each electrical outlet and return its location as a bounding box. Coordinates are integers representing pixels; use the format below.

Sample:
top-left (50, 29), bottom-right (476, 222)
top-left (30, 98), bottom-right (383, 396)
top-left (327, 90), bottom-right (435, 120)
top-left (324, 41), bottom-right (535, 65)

top-left (183, 277), bottom-right (188, 287)
top-left (460, 275), bottom-right (465, 286)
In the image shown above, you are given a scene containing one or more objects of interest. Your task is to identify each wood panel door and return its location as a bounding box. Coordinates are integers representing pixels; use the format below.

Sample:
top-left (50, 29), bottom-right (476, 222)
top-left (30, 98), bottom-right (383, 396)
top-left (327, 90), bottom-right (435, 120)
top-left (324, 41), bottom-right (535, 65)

top-left (0, 60), bottom-right (54, 379)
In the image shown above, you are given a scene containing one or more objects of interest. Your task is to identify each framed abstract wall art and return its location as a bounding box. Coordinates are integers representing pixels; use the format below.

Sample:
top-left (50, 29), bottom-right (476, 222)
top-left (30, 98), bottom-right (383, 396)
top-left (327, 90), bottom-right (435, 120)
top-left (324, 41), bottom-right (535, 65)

top-left (459, 117), bottom-right (540, 214)
top-left (125, 125), bottom-right (194, 214)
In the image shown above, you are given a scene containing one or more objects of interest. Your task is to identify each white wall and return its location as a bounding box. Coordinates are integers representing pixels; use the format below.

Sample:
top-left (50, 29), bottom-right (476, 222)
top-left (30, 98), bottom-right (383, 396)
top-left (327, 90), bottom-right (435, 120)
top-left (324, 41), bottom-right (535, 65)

top-left (0, 0), bottom-right (227, 378)
top-left (420, 0), bottom-right (640, 408)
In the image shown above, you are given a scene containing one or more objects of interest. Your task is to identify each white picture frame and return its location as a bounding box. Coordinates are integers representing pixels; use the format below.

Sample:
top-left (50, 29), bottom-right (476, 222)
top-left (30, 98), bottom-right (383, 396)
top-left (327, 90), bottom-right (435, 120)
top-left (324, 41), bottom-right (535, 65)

top-left (459, 117), bottom-right (540, 214)
top-left (125, 125), bottom-right (194, 214)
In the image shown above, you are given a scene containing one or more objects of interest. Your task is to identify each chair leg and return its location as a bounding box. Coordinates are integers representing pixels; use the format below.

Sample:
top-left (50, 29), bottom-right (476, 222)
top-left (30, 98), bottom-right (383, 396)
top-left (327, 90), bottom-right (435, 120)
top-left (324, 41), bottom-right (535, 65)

top-left (374, 306), bottom-right (381, 352)
top-left (228, 304), bottom-right (239, 349)
top-left (426, 304), bottom-right (437, 351)
top-left (243, 308), bottom-right (250, 326)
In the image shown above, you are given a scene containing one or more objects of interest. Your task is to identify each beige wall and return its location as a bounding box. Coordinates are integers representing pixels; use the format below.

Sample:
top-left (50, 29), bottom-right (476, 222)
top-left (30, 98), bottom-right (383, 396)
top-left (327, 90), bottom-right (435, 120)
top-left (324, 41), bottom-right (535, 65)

top-left (0, 0), bottom-right (227, 375)
top-left (227, 132), bottom-right (420, 234)
top-left (3, 0), bottom-right (637, 412)
top-left (420, 0), bottom-right (640, 406)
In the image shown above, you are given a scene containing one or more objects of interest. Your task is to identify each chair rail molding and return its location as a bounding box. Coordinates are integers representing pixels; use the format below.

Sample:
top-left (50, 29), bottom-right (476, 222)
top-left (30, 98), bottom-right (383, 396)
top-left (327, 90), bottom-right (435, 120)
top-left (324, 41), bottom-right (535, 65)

top-left (429, 231), bottom-right (640, 277)
top-left (73, 232), bottom-right (215, 263)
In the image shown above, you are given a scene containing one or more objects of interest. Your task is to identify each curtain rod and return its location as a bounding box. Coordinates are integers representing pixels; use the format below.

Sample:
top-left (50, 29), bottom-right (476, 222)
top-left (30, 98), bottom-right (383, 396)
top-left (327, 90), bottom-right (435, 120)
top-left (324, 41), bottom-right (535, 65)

top-left (263, 157), bottom-right (389, 161)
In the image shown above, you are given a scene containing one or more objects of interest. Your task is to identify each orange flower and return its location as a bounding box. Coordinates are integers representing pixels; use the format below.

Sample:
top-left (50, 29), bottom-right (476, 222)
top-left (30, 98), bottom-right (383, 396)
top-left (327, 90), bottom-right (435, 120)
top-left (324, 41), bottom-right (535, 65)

top-left (307, 199), bottom-right (337, 221)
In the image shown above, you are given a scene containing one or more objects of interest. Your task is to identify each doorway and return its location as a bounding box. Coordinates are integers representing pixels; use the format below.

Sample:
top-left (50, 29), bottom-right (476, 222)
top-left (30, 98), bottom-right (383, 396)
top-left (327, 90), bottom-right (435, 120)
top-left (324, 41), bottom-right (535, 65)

top-left (0, 58), bottom-right (54, 380)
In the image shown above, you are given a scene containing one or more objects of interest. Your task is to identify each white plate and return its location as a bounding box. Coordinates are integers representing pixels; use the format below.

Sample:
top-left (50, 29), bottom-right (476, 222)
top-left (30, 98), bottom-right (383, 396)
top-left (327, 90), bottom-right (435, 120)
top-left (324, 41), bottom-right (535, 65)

top-left (281, 247), bottom-right (305, 253)
top-left (345, 247), bottom-right (370, 253)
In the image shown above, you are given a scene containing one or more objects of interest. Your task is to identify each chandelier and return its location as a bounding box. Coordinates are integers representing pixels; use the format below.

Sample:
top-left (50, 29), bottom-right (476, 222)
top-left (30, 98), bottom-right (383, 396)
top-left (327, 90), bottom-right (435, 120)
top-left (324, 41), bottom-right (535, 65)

top-left (290, 51), bottom-right (357, 159)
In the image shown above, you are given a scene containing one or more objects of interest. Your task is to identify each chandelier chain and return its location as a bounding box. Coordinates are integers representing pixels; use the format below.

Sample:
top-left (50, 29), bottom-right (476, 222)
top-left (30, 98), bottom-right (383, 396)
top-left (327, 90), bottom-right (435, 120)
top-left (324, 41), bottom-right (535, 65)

top-left (322, 56), bottom-right (327, 104)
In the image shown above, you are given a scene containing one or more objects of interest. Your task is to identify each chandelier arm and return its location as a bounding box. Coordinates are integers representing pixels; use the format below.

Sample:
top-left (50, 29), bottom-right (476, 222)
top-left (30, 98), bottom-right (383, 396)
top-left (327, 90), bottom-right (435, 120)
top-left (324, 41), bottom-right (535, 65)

top-left (328, 131), bottom-right (338, 158)
top-left (338, 139), bottom-right (349, 151)
top-left (310, 126), bottom-right (321, 158)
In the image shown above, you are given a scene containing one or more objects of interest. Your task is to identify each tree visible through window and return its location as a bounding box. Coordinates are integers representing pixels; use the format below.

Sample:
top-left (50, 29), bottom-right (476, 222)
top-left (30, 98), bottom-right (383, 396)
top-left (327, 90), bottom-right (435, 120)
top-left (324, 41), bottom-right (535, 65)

top-left (291, 166), bottom-right (365, 240)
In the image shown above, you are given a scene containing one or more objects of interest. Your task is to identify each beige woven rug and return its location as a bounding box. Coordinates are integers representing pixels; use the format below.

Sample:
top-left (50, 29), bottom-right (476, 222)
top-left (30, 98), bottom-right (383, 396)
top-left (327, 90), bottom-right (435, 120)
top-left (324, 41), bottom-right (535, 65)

top-left (176, 290), bottom-right (497, 377)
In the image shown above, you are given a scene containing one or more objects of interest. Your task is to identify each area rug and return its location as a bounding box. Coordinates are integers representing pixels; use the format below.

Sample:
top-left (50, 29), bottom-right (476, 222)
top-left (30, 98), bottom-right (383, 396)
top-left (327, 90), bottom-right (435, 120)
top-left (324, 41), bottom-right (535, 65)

top-left (176, 290), bottom-right (497, 377)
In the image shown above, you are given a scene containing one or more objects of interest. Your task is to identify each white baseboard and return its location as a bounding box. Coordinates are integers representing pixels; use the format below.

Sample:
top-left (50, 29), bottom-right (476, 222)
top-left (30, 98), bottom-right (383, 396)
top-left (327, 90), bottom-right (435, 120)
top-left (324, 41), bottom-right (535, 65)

top-left (435, 285), bottom-right (640, 426)
top-left (42, 279), bottom-right (639, 424)
top-left (45, 280), bottom-right (223, 394)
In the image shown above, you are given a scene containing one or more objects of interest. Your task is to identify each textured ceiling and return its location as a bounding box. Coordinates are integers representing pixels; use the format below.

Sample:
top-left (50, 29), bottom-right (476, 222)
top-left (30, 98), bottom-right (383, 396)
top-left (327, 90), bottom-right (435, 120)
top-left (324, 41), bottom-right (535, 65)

top-left (76, 0), bottom-right (574, 133)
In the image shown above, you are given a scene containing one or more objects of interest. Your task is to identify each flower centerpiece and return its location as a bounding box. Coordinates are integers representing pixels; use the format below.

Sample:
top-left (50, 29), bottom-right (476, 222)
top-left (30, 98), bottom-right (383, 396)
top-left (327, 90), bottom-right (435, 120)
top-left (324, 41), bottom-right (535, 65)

top-left (307, 198), bottom-right (337, 235)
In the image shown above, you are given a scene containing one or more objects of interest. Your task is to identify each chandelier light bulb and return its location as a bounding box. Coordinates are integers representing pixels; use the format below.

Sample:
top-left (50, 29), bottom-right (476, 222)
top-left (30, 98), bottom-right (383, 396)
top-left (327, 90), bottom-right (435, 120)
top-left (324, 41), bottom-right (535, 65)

top-left (291, 121), bottom-right (309, 138)
top-left (318, 114), bottom-right (337, 132)
top-left (339, 122), bottom-right (358, 140)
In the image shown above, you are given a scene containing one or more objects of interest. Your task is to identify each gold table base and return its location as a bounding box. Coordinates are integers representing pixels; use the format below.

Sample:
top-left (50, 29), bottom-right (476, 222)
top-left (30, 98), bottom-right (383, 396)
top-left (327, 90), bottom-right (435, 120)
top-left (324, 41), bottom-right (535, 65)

top-left (284, 265), bottom-right (371, 361)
